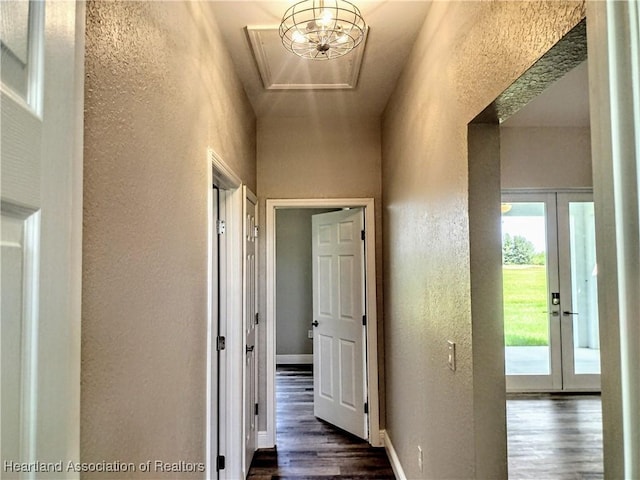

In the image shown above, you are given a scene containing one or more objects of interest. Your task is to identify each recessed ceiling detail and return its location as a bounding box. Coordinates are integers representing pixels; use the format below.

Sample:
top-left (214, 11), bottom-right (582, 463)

top-left (246, 25), bottom-right (368, 90)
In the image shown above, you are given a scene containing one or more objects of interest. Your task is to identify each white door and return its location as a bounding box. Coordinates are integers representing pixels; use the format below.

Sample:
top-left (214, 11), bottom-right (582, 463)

top-left (312, 209), bottom-right (367, 439)
top-left (243, 188), bottom-right (258, 475)
top-left (502, 192), bottom-right (600, 392)
top-left (1, 0), bottom-right (82, 475)
top-left (557, 193), bottom-right (600, 390)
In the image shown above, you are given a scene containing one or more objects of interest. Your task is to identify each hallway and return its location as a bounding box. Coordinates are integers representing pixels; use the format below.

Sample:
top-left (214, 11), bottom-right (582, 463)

top-left (247, 365), bottom-right (395, 479)
top-left (248, 366), bottom-right (603, 479)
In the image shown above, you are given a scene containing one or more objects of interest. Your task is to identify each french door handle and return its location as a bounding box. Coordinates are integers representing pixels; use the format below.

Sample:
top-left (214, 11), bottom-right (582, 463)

top-left (312, 320), bottom-right (319, 327)
top-left (563, 311), bottom-right (578, 316)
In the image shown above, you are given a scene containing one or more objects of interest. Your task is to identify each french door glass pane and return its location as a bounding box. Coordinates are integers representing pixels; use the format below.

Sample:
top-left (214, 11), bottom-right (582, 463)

top-left (502, 202), bottom-right (550, 375)
top-left (569, 202), bottom-right (601, 375)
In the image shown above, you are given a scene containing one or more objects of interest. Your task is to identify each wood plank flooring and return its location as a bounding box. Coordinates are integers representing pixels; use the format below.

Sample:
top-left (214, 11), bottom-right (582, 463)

top-left (507, 394), bottom-right (603, 479)
top-left (247, 365), bottom-right (395, 479)
top-left (248, 366), bottom-right (603, 479)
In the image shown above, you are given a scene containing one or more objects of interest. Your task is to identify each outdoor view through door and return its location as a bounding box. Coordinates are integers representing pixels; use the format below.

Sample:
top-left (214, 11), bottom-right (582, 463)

top-left (312, 209), bottom-right (367, 439)
top-left (502, 192), bottom-right (600, 391)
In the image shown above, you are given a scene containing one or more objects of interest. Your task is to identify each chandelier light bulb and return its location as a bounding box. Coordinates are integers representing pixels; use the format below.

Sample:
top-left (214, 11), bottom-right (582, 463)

top-left (292, 31), bottom-right (308, 44)
top-left (317, 9), bottom-right (333, 28)
top-left (279, 0), bottom-right (367, 60)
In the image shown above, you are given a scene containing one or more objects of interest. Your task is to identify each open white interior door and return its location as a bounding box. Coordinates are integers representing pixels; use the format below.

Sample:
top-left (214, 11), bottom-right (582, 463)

top-left (311, 209), bottom-right (367, 439)
top-left (243, 187), bottom-right (258, 475)
top-left (1, 1), bottom-right (83, 476)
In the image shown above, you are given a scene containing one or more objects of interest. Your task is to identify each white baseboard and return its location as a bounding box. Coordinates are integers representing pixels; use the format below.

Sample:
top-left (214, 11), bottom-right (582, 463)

top-left (257, 431), bottom-right (272, 449)
top-left (382, 429), bottom-right (407, 480)
top-left (276, 354), bottom-right (312, 364)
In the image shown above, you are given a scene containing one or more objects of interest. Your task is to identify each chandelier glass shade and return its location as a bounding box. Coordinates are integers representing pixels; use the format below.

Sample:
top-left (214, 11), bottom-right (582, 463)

top-left (279, 0), bottom-right (367, 60)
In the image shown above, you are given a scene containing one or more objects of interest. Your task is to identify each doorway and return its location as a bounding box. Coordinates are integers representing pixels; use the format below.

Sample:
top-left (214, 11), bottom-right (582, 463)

top-left (502, 192), bottom-right (600, 392)
top-left (275, 207), bottom-right (368, 440)
top-left (265, 198), bottom-right (381, 448)
top-left (208, 150), bottom-right (257, 479)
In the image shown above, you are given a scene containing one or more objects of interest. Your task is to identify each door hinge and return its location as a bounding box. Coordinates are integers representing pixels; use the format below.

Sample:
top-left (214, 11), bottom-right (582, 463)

top-left (364, 402), bottom-right (369, 414)
top-left (362, 315), bottom-right (367, 326)
top-left (361, 229), bottom-right (365, 241)
top-left (253, 226), bottom-right (259, 238)
top-left (216, 336), bottom-right (226, 351)
top-left (255, 403), bottom-right (259, 415)
top-left (255, 312), bottom-right (259, 325)
top-left (216, 219), bottom-right (226, 235)
top-left (216, 455), bottom-right (225, 471)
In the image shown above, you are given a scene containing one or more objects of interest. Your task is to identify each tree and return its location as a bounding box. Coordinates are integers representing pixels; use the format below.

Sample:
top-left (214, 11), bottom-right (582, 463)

top-left (502, 234), bottom-right (536, 265)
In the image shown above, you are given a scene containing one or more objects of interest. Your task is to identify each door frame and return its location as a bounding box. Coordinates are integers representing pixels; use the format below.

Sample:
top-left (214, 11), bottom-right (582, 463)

top-left (207, 148), bottom-right (244, 480)
top-left (264, 198), bottom-right (381, 447)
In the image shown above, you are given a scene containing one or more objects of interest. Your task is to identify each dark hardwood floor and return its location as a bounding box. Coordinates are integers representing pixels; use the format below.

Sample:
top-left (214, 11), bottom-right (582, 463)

top-left (248, 366), bottom-right (603, 480)
top-left (507, 394), bottom-right (603, 479)
top-left (247, 365), bottom-right (395, 479)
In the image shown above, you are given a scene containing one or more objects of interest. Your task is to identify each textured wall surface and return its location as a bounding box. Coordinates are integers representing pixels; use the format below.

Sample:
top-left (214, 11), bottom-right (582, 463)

top-left (256, 116), bottom-right (383, 430)
top-left (82, 1), bottom-right (255, 477)
top-left (276, 209), bottom-right (314, 356)
top-left (276, 209), bottom-right (336, 356)
top-left (382, 1), bottom-right (585, 478)
top-left (501, 127), bottom-right (592, 189)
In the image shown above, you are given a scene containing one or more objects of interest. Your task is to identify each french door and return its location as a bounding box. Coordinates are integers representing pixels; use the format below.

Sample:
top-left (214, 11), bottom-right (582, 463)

top-left (502, 192), bottom-right (600, 392)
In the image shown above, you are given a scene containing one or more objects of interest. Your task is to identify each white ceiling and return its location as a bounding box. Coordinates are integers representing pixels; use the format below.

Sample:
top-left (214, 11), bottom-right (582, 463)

top-left (210, 1), bottom-right (431, 118)
top-left (210, 2), bottom-right (589, 124)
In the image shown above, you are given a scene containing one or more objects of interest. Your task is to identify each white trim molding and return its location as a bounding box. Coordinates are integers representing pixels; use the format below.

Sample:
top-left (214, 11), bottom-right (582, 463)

top-left (206, 149), bottom-right (244, 480)
top-left (265, 198), bottom-right (380, 448)
top-left (587, 1), bottom-right (640, 477)
top-left (383, 430), bottom-right (407, 480)
top-left (257, 431), bottom-right (270, 449)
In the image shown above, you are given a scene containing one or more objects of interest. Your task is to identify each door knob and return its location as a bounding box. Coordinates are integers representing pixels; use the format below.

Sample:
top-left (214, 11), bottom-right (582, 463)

top-left (246, 345), bottom-right (254, 353)
top-left (312, 320), bottom-right (319, 327)
top-left (563, 311), bottom-right (579, 316)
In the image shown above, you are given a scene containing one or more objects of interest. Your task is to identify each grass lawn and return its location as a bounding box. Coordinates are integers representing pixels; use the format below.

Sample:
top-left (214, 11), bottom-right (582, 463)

top-left (503, 265), bottom-right (549, 346)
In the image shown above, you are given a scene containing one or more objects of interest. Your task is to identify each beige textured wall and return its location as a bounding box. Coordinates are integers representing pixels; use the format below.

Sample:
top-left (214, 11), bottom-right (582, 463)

top-left (82, 1), bottom-right (255, 477)
top-left (256, 116), bottom-right (383, 429)
top-left (382, 2), bottom-right (585, 478)
top-left (501, 127), bottom-right (592, 189)
top-left (276, 208), bottom-right (336, 357)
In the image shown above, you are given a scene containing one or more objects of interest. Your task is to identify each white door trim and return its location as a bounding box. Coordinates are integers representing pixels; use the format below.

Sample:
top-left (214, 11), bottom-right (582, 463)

top-left (587, 2), bottom-right (640, 475)
top-left (265, 198), bottom-right (381, 447)
top-left (207, 148), bottom-right (244, 479)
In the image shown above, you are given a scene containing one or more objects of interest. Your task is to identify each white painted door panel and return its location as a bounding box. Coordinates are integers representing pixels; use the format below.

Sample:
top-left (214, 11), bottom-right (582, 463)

top-left (1, 1), bottom-right (82, 476)
top-left (243, 189), bottom-right (257, 475)
top-left (312, 209), bottom-right (366, 439)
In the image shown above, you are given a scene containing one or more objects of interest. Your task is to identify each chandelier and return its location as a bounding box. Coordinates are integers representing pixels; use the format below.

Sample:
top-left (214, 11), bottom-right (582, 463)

top-left (279, 0), bottom-right (367, 60)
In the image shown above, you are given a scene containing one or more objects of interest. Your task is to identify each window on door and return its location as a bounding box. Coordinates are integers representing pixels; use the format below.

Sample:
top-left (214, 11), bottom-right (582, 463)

top-left (502, 192), bottom-right (600, 392)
